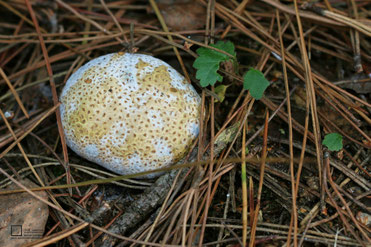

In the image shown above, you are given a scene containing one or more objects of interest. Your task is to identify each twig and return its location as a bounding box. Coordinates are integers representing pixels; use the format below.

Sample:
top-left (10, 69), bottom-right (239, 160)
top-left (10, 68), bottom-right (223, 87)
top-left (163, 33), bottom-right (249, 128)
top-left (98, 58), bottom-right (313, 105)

top-left (241, 120), bottom-right (248, 246)
top-left (249, 111), bottom-right (269, 247)
top-left (276, 10), bottom-right (297, 247)
top-left (0, 68), bottom-right (29, 118)
top-left (308, 6), bottom-right (371, 37)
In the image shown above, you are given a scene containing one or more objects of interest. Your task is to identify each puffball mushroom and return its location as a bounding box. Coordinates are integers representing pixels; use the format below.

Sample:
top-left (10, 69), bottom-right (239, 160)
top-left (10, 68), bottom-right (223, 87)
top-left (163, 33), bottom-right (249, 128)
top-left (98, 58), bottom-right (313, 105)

top-left (60, 52), bottom-right (201, 178)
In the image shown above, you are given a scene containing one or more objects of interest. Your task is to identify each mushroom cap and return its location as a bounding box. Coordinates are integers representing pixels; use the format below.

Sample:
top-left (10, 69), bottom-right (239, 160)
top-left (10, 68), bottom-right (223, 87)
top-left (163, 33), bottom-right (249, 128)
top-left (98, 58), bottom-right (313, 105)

top-left (60, 52), bottom-right (201, 177)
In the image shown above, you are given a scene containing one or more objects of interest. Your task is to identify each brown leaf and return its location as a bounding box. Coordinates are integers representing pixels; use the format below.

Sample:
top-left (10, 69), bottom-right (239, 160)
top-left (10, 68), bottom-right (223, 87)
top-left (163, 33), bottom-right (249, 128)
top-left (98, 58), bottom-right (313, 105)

top-left (0, 179), bottom-right (49, 247)
top-left (158, 2), bottom-right (205, 31)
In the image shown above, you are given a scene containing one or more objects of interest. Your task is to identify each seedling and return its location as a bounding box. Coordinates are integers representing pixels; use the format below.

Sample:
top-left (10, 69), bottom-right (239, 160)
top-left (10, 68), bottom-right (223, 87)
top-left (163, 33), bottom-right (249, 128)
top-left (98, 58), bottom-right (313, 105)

top-left (193, 41), bottom-right (270, 100)
top-left (322, 133), bottom-right (343, 151)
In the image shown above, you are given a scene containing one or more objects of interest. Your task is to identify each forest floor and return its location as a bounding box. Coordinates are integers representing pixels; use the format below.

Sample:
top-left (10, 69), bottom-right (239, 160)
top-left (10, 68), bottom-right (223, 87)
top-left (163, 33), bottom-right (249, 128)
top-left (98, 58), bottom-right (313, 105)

top-left (0, 0), bottom-right (370, 246)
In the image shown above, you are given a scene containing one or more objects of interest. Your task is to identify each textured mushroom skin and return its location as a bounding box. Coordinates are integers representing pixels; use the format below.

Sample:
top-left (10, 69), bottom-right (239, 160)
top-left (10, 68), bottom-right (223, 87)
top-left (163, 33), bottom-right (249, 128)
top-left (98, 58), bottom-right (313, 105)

top-left (60, 53), bottom-right (201, 177)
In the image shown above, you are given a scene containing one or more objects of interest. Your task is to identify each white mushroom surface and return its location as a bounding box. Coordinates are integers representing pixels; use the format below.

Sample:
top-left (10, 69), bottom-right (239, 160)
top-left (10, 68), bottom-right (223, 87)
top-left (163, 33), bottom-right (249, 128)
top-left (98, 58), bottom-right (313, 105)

top-left (60, 52), bottom-right (201, 177)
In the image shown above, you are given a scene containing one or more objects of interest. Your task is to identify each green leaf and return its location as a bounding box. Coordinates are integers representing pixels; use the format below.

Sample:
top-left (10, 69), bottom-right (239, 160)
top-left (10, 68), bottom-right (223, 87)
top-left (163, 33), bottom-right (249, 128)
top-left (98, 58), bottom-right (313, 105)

top-left (194, 57), bottom-right (223, 87)
top-left (193, 41), bottom-right (236, 87)
top-left (211, 41), bottom-right (236, 57)
top-left (322, 133), bottom-right (343, 151)
top-left (243, 68), bottom-right (270, 100)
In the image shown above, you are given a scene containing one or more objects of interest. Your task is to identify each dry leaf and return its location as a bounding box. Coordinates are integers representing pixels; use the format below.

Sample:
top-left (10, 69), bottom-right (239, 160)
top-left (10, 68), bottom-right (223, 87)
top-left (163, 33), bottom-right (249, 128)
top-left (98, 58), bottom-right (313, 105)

top-left (158, 2), bottom-right (205, 31)
top-left (0, 179), bottom-right (49, 247)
